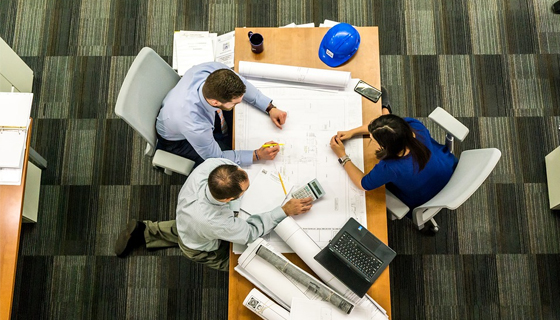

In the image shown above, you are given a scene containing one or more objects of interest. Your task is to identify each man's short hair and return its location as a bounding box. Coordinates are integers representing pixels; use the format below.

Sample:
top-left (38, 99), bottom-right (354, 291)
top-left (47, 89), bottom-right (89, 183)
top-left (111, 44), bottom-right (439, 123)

top-left (208, 164), bottom-right (248, 200)
top-left (202, 69), bottom-right (246, 103)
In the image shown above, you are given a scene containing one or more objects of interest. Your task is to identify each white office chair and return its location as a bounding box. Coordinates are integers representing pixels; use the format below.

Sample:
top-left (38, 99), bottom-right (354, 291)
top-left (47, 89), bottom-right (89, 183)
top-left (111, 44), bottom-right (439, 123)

top-left (386, 108), bottom-right (501, 232)
top-left (115, 47), bottom-right (195, 176)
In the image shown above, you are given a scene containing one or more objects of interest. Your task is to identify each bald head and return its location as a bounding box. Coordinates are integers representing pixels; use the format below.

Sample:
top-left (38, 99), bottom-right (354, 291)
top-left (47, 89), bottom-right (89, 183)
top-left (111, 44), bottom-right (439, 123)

top-left (208, 165), bottom-right (249, 201)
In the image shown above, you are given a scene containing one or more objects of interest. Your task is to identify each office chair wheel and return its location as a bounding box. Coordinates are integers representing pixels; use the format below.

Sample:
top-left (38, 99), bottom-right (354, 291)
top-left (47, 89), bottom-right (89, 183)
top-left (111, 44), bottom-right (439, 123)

top-left (428, 218), bottom-right (439, 233)
top-left (420, 219), bottom-right (439, 235)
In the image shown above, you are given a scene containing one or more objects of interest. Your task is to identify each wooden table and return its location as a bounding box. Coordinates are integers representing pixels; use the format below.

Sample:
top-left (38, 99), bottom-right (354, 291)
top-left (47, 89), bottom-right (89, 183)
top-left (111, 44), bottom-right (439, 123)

top-left (228, 27), bottom-right (390, 319)
top-left (0, 119), bottom-right (32, 320)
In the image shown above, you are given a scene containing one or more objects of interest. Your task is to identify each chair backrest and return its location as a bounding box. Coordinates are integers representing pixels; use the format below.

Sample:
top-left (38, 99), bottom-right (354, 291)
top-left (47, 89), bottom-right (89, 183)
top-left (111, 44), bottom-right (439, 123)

top-left (115, 47), bottom-right (180, 155)
top-left (413, 148), bottom-right (501, 217)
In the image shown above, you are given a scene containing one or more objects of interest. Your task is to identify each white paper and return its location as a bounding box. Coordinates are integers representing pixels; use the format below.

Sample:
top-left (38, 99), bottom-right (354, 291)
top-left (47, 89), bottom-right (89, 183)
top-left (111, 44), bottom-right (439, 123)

top-left (321, 19), bottom-right (340, 27)
top-left (239, 61), bottom-right (351, 88)
top-left (173, 30), bottom-right (235, 73)
top-left (0, 147), bottom-right (24, 185)
top-left (173, 31), bottom-right (211, 70)
top-left (235, 84), bottom-right (366, 252)
top-left (279, 23), bottom-right (296, 28)
top-left (296, 23), bottom-right (315, 28)
top-left (214, 31), bottom-right (235, 68)
top-left (243, 288), bottom-right (290, 320)
top-left (240, 165), bottom-right (293, 215)
top-left (176, 37), bottom-right (215, 76)
top-left (0, 92), bottom-right (33, 128)
top-left (0, 130), bottom-right (26, 167)
top-left (290, 298), bottom-right (387, 320)
top-left (235, 265), bottom-right (290, 310)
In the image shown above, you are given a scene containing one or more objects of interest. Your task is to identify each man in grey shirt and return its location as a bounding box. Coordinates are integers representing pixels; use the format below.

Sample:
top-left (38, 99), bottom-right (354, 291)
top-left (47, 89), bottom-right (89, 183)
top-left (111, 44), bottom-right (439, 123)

top-left (115, 158), bottom-right (313, 271)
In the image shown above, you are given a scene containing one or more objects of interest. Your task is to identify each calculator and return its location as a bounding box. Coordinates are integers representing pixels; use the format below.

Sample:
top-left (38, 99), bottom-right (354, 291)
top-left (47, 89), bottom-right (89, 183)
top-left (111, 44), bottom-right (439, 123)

top-left (291, 178), bottom-right (325, 201)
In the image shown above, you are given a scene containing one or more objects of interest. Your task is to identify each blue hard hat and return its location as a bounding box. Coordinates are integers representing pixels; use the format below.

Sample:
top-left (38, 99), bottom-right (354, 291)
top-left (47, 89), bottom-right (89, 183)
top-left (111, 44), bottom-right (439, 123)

top-left (318, 23), bottom-right (361, 67)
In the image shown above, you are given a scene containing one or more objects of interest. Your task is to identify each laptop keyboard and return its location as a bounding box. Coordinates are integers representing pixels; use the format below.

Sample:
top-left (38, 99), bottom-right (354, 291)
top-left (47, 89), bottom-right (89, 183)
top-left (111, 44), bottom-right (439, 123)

top-left (330, 232), bottom-right (383, 281)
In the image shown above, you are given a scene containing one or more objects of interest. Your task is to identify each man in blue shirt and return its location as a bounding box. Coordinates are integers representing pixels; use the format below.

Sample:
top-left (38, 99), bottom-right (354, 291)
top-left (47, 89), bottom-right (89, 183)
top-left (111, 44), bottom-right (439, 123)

top-left (156, 62), bottom-right (287, 167)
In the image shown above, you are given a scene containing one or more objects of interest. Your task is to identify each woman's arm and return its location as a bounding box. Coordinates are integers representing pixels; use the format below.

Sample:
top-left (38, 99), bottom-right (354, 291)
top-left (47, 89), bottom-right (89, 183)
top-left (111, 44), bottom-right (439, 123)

top-left (330, 136), bottom-right (366, 190)
top-left (336, 123), bottom-right (369, 141)
top-left (340, 159), bottom-right (366, 190)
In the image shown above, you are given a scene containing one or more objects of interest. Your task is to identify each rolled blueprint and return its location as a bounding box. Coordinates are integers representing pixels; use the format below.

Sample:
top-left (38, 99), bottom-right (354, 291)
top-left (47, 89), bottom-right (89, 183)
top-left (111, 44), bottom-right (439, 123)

top-left (255, 245), bottom-right (354, 314)
top-left (274, 217), bottom-right (388, 318)
top-left (238, 61), bottom-right (351, 88)
top-left (237, 239), bottom-right (355, 312)
top-left (243, 288), bottom-right (290, 320)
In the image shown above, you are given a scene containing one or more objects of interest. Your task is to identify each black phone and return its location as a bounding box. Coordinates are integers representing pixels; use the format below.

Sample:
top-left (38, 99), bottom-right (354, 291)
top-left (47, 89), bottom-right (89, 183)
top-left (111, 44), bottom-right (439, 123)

top-left (354, 80), bottom-right (382, 103)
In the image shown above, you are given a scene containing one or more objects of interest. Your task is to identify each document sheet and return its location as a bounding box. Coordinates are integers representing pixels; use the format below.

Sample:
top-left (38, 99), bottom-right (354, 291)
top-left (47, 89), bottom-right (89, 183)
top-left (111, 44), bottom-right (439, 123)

top-left (235, 75), bottom-right (367, 253)
top-left (0, 92), bottom-right (33, 185)
top-left (173, 30), bottom-right (235, 75)
top-left (290, 298), bottom-right (388, 320)
top-left (243, 288), bottom-right (290, 320)
top-left (240, 166), bottom-right (293, 215)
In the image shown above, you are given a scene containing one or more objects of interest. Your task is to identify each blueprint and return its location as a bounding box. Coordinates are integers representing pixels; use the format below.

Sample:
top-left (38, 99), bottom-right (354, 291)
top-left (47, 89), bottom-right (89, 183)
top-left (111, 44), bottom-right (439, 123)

top-left (235, 82), bottom-right (367, 252)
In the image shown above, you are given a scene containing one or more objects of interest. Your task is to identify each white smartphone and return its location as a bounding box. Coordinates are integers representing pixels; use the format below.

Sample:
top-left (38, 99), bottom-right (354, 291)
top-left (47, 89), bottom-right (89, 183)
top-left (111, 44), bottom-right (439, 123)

top-left (354, 80), bottom-right (382, 103)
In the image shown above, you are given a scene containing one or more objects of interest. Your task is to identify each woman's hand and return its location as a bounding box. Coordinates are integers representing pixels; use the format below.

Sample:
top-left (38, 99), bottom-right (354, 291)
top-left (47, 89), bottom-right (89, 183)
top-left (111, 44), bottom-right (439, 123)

top-left (330, 135), bottom-right (347, 158)
top-left (336, 130), bottom-right (354, 141)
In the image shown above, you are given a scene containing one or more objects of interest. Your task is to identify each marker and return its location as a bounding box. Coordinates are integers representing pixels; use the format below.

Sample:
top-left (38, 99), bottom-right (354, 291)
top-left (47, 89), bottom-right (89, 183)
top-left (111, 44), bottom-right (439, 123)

top-left (278, 172), bottom-right (287, 195)
top-left (262, 143), bottom-right (285, 148)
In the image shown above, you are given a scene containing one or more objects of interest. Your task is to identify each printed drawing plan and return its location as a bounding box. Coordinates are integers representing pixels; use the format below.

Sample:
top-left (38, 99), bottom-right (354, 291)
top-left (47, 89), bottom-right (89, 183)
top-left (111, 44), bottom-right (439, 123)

top-left (235, 82), bottom-right (367, 253)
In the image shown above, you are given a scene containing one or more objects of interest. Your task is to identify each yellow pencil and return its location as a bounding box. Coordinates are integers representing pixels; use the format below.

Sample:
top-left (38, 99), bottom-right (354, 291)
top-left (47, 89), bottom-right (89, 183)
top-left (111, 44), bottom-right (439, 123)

top-left (262, 143), bottom-right (285, 148)
top-left (278, 172), bottom-right (287, 195)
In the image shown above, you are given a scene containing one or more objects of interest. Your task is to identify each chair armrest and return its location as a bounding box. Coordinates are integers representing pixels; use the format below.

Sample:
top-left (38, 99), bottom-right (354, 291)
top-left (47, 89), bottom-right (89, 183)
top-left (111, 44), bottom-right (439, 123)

top-left (428, 107), bottom-right (469, 142)
top-left (152, 150), bottom-right (195, 176)
top-left (386, 189), bottom-right (410, 220)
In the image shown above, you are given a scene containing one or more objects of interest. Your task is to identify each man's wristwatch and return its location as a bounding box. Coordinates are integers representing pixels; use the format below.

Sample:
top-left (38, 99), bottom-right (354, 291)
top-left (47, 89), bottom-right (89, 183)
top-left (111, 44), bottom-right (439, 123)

top-left (266, 102), bottom-right (276, 115)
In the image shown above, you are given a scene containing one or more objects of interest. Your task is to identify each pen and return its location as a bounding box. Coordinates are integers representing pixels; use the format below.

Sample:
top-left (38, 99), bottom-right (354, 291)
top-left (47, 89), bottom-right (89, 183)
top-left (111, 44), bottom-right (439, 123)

top-left (262, 143), bottom-right (285, 148)
top-left (278, 172), bottom-right (287, 195)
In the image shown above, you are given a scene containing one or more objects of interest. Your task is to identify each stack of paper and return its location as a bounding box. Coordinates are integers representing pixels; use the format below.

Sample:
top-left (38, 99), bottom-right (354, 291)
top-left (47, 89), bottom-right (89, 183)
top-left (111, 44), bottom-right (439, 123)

top-left (0, 92), bottom-right (33, 185)
top-left (172, 30), bottom-right (235, 75)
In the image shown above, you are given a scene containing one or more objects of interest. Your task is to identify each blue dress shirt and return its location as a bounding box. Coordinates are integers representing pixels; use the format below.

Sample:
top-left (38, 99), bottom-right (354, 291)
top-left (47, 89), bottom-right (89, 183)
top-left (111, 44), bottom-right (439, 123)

top-left (361, 118), bottom-right (458, 209)
top-left (156, 62), bottom-right (272, 166)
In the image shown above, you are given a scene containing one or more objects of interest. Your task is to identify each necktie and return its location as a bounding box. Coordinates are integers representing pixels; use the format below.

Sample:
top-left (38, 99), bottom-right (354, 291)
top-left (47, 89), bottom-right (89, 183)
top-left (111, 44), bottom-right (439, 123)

top-left (216, 110), bottom-right (228, 135)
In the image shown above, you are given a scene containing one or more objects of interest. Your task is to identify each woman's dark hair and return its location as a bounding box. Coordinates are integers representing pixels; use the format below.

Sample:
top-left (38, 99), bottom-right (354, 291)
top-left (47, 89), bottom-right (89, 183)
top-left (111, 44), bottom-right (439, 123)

top-left (367, 114), bottom-right (431, 172)
top-left (208, 165), bottom-right (248, 200)
top-left (202, 69), bottom-right (246, 103)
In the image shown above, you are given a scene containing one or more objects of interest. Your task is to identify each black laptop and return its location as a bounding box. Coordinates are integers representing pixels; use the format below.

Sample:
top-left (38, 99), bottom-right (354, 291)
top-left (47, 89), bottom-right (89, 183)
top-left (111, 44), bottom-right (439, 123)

top-left (314, 218), bottom-right (396, 297)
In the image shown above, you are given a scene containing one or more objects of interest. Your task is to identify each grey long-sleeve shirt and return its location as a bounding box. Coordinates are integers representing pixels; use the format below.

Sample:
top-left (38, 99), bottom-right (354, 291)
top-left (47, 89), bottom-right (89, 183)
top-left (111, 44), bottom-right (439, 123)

top-left (176, 158), bottom-right (286, 252)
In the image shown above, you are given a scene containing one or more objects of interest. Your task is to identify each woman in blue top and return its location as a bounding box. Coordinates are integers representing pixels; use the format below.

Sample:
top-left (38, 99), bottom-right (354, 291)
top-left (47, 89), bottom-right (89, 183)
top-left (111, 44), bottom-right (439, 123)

top-left (330, 112), bottom-right (458, 219)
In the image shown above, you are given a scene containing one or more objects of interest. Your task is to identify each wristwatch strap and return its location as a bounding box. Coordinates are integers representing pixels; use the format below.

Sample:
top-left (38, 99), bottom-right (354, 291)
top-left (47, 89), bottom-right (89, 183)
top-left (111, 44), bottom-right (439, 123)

top-left (266, 103), bottom-right (276, 115)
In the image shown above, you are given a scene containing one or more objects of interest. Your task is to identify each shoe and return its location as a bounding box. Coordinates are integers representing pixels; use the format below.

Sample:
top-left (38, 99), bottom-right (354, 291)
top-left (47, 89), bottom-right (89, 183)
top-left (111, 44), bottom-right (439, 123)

top-left (115, 219), bottom-right (146, 257)
top-left (553, 1), bottom-right (560, 13)
top-left (380, 86), bottom-right (392, 114)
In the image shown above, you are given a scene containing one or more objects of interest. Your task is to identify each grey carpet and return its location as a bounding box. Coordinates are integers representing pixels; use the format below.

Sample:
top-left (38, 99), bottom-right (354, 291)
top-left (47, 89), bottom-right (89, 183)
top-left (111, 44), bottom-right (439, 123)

top-left (1, 0), bottom-right (560, 319)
